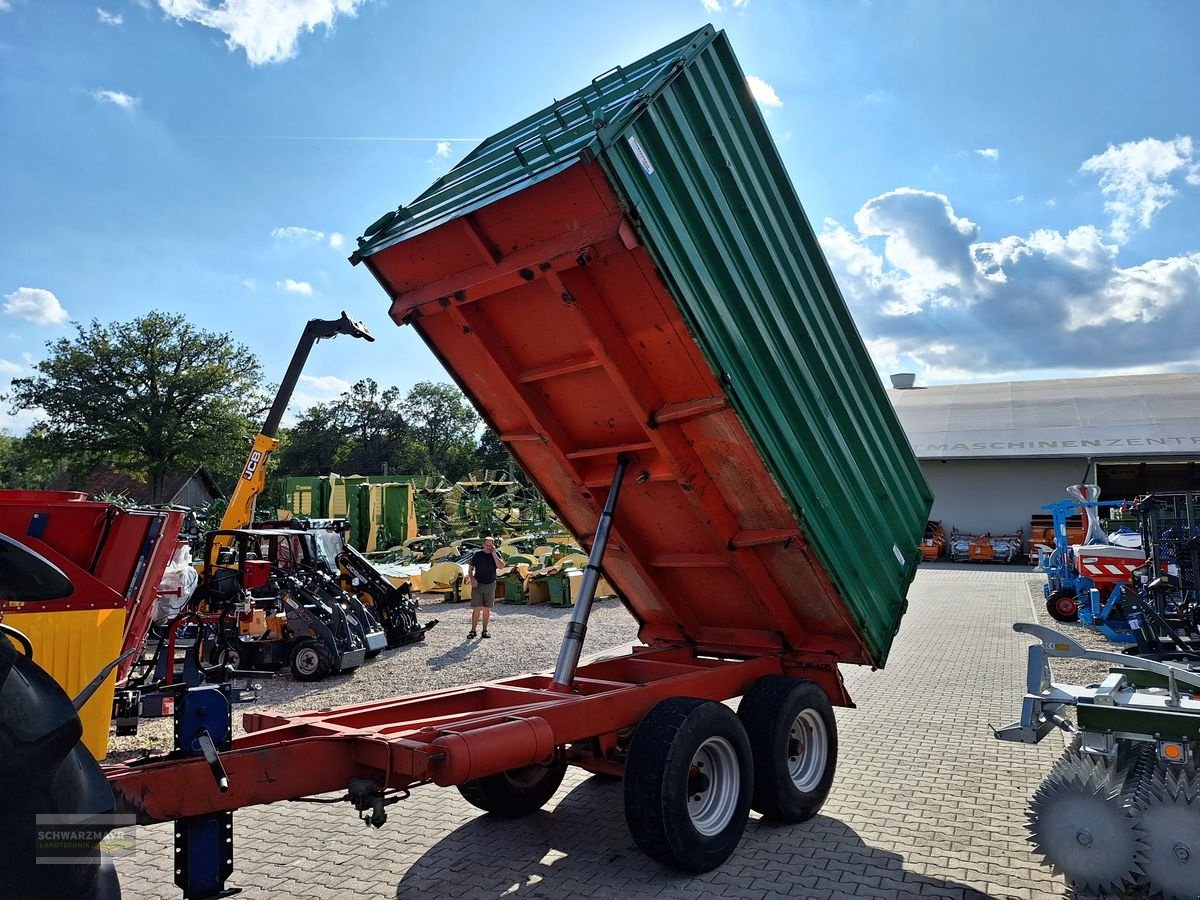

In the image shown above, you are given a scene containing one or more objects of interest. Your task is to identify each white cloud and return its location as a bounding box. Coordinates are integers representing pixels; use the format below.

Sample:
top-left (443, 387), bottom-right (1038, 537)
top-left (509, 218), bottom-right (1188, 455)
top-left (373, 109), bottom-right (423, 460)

top-left (240, 278), bottom-right (257, 290)
top-left (328, 232), bottom-right (344, 249)
top-left (1009, 195), bottom-right (1025, 204)
top-left (746, 75), bottom-right (781, 108)
top-left (1046, 198), bottom-right (1057, 207)
top-left (97, 7), bottom-right (124, 25)
top-left (819, 185), bottom-right (1200, 381)
top-left (0, 1), bottom-right (11, 12)
top-left (157, 0), bottom-right (368, 66)
top-left (297, 374), bottom-right (352, 395)
top-left (277, 278), bottom-right (313, 295)
top-left (1080, 136), bottom-right (1198, 242)
top-left (701, 0), bottom-right (722, 10)
top-left (974, 148), bottom-right (999, 161)
top-left (289, 373), bottom-right (353, 424)
top-left (0, 359), bottom-right (21, 375)
top-left (91, 89), bottom-right (139, 108)
top-left (4, 287), bottom-right (70, 325)
top-left (435, 141), bottom-right (451, 158)
top-left (272, 225), bottom-right (325, 243)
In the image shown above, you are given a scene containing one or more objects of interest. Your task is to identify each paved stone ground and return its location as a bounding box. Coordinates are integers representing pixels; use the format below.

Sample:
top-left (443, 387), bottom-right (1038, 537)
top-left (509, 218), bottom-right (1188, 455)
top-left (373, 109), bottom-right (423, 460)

top-left (114, 565), bottom-right (1078, 899)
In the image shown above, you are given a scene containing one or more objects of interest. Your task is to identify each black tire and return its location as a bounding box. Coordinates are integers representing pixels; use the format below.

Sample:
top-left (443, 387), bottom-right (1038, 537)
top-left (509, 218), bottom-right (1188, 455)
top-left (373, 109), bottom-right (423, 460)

top-left (623, 697), bottom-right (753, 873)
top-left (0, 637), bottom-right (121, 900)
top-left (737, 676), bottom-right (837, 822)
top-left (456, 755), bottom-right (567, 817)
top-left (289, 637), bottom-right (334, 681)
top-left (1046, 589), bottom-right (1079, 623)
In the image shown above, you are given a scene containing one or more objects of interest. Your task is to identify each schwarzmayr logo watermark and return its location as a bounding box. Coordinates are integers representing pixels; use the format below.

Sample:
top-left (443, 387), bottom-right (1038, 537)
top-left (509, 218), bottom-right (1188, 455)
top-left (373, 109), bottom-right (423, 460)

top-left (35, 813), bottom-right (137, 864)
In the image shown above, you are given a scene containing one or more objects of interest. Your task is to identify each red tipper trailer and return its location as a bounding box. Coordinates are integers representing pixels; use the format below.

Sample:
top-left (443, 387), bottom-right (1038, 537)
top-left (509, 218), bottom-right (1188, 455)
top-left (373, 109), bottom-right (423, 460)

top-left (89, 26), bottom-right (931, 897)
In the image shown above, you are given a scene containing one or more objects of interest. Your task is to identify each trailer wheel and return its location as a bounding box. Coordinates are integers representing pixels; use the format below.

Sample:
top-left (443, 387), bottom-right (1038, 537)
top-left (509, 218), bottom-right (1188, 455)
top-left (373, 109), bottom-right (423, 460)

top-left (737, 676), bottom-right (837, 821)
top-left (623, 697), bottom-right (752, 873)
top-left (1046, 589), bottom-right (1079, 623)
top-left (289, 638), bottom-right (333, 681)
top-left (456, 755), bottom-right (567, 817)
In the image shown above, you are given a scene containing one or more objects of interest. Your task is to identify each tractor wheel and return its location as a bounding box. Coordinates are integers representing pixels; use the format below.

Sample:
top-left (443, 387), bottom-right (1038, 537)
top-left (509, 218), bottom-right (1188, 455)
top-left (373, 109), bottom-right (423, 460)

top-left (1047, 589), bottom-right (1079, 623)
top-left (737, 676), bottom-right (838, 822)
top-left (0, 634), bottom-right (122, 900)
top-left (456, 755), bottom-right (567, 817)
top-left (289, 638), bottom-right (334, 681)
top-left (624, 697), bottom-right (752, 873)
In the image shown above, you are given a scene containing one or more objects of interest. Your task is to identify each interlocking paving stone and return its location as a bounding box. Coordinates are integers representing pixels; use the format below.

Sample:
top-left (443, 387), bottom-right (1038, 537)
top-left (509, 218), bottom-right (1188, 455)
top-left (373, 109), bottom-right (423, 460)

top-left (116, 565), bottom-right (1086, 899)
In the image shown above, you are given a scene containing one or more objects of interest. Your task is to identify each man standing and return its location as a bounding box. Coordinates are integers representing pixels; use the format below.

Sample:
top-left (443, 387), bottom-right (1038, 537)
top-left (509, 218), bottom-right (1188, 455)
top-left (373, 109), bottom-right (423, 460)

top-left (467, 536), bottom-right (504, 639)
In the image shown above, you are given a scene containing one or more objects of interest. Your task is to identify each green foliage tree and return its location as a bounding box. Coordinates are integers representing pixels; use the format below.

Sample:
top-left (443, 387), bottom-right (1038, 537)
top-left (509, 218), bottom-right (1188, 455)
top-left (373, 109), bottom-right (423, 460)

top-left (404, 381), bottom-right (480, 481)
top-left (0, 427), bottom-right (62, 489)
top-left (6, 312), bottom-right (265, 502)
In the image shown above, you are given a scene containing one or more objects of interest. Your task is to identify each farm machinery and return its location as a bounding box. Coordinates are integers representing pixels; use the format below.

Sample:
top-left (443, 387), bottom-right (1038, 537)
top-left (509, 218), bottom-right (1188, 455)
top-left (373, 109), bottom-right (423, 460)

top-left (920, 520), bottom-right (946, 561)
top-left (996, 624), bottom-right (1200, 898)
top-left (948, 528), bottom-right (1024, 563)
top-left (1039, 485), bottom-right (1144, 636)
top-left (193, 527), bottom-right (385, 680)
top-left (260, 517), bottom-right (437, 649)
top-left (1001, 492), bottom-right (1200, 896)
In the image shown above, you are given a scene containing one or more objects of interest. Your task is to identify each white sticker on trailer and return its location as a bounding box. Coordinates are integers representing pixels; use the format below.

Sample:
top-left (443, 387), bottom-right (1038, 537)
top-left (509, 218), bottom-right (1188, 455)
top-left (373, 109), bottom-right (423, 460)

top-left (627, 135), bottom-right (655, 176)
top-left (893, 544), bottom-right (905, 566)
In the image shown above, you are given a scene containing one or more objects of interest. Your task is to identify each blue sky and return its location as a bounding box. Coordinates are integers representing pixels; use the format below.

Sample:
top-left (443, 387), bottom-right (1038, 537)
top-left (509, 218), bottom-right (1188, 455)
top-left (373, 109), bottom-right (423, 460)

top-left (2, 0), bottom-right (1199, 435)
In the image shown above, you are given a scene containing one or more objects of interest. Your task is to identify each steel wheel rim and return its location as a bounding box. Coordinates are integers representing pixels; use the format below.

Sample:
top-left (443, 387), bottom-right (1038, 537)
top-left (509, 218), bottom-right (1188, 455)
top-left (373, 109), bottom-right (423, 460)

top-left (687, 736), bottom-right (740, 836)
top-left (295, 647), bottom-right (319, 675)
top-left (788, 709), bottom-right (828, 792)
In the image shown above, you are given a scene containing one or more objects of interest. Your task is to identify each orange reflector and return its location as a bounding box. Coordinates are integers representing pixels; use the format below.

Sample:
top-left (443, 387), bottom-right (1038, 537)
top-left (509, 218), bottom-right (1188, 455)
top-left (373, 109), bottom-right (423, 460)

top-left (1163, 743), bottom-right (1183, 760)
top-left (1053, 643), bottom-right (1070, 651)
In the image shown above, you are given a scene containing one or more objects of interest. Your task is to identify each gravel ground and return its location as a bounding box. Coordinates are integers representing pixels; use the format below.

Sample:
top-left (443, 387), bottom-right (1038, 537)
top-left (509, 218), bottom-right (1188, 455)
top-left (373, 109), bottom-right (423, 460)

top-left (104, 594), bottom-right (640, 763)
top-left (1025, 575), bottom-right (1141, 689)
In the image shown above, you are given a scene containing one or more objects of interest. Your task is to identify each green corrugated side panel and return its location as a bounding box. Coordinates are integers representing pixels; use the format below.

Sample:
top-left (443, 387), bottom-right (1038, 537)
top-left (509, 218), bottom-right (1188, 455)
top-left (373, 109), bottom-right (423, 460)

top-left (380, 483), bottom-right (414, 547)
top-left (352, 27), bottom-right (712, 261)
top-left (592, 31), bottom-right (932, 663)
top-left (283, 476), bottom-right (327, 517)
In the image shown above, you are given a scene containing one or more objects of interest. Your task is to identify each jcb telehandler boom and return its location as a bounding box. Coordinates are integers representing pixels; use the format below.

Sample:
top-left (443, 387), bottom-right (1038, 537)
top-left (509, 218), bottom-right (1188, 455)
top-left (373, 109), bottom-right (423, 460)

top-left (212, 311), bottom-right (373, 560)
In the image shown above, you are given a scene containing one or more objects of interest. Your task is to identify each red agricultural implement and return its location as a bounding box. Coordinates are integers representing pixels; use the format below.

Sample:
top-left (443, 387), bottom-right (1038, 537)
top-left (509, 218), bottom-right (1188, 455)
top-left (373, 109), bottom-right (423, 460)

top-left (0, 490), bottom-right (185, 756)
top-left (2, 26), bottom-right (930, 899)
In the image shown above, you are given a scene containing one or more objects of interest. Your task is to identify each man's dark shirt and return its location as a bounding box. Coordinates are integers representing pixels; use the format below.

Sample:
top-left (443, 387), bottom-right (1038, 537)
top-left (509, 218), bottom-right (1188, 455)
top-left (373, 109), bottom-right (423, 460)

top-left (471, 550), bottom-right (499, 584)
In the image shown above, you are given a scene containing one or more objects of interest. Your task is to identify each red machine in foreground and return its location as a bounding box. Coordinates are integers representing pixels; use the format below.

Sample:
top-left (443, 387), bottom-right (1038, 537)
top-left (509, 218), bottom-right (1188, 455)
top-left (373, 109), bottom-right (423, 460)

top-left (0, 490), bottom-right (185, 756)
top-left (4, 26), bottom-right (930, 899)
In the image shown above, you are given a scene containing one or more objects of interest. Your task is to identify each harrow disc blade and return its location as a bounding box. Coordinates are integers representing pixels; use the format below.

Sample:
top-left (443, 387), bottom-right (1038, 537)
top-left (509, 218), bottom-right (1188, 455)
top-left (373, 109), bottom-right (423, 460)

top-left (1134, 762), bottom-right (1200, 900)
top-left (1027, 749), bottom-right (1145, 893)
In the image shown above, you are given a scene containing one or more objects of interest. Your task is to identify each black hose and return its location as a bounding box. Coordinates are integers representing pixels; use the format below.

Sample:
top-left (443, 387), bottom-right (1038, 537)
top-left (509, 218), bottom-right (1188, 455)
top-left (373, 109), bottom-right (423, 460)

top-left (0, 623), bottom-right (34, 659)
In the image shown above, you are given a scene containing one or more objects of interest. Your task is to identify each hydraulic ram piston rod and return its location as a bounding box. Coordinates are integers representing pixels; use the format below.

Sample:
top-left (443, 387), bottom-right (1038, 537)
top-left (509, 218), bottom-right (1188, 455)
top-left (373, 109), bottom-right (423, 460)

top-left (550, 455), bottom-right (629, 690)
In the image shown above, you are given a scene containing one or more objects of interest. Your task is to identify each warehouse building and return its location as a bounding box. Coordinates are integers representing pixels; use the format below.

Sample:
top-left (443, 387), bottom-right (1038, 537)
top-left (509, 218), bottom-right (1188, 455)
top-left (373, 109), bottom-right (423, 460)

top-left (888, 372), bottom-right (1200, 538)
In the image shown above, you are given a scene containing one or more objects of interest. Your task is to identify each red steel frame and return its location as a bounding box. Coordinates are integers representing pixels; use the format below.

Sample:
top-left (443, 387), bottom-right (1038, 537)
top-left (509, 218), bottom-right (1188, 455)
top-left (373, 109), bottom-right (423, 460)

top-left (106, 643), bottom-right (847, 824)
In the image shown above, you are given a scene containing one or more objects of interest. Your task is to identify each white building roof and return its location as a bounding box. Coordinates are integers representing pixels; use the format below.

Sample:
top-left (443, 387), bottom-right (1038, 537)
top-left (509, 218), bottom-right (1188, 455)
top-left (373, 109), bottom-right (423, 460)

top-left (890, 372), bottom-right (1200, 460)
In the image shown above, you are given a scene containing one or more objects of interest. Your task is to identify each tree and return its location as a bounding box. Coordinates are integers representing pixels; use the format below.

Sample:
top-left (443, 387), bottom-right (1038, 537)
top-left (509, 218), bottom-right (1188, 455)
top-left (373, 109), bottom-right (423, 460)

top-left (405, 381), bottom-right (480, 480)
top-left (275, 401), bottom-right (348, 475)
top-left (6, 312), bottom-right (265, 502)
top-left (0, 427), bottom-right (61, 489)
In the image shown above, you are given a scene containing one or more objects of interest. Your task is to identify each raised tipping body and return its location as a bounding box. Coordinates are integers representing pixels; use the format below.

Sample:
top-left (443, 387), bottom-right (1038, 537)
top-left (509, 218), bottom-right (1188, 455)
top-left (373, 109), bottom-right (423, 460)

top-left (80, 26), bottom-right (934, 897)
top-left (354, 25), bottom-right (930, 665)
